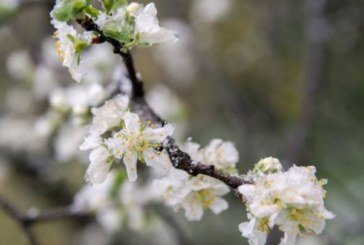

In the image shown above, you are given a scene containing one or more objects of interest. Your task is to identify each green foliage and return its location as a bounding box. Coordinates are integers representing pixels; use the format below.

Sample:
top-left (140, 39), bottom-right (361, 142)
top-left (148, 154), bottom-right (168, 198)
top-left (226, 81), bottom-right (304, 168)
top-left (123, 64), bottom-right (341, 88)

top-left (51, 0), bottom-right (91, 22)
top-left (101, 0), bottom-right (128, 14)
top-left (103, 21), bottom-right (135, 46)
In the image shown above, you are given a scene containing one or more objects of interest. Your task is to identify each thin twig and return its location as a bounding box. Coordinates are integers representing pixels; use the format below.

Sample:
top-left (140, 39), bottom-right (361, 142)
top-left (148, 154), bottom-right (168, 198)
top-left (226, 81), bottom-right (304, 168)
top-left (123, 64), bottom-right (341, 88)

top-left (0, 195), bottom-right (90, 245)
top-left (0, 196), bottom-right (37, 245)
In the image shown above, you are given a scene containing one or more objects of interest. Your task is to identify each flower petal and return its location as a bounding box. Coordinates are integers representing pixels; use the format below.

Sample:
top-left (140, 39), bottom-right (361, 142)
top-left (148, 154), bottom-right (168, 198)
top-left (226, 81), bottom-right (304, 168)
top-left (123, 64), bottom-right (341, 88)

top-left (182, 196), bottom-right (204, 221)
top-left (123, 152), bottom-right (138, 182)
top-left (209, 197), bottom-right (228, 214)
top-left (124, 112), bottom-right (141, 135)
top-left (143, 124), bottom-right (174, 142)
top-left (85, 146), bottom-right (111, 184)
top-left (142, 149), bottom-right (171, 174)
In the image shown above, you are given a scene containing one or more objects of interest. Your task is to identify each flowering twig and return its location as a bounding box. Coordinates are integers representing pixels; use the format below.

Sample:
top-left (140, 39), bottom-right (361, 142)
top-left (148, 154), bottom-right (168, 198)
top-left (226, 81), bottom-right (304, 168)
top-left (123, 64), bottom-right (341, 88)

top-left (0, 195), bottom-right (90, 245)
top-left (76, 17), bottom-right (249, 193)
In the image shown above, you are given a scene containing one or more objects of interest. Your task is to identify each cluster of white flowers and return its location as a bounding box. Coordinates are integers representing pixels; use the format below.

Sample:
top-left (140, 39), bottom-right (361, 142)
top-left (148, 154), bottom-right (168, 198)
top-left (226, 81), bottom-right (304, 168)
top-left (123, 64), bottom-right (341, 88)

top-left (50, 0), bottom-right (178, 83)
top-left (96, 2), bottom-right (178, 47)
top-left (44, 1), bottom-right (335, 244)
top-left (154, 139), bottom-right (238, 220)
top-left (73, 171), bottom-right (153, 232)
top-left (238, 158), bottom-right (334, 245)
top-left (80, 95), bottom-right (174, 184)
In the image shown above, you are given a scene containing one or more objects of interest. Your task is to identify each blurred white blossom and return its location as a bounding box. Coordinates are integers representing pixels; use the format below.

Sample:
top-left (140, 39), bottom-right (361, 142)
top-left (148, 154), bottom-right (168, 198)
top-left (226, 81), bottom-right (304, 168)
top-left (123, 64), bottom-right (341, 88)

top-left (0, 0), bottom-right (19, 12)
top-left (191, 0), bottom-right (232, 23)
top-left (73, 172), bottom-right (152, 232)
top-left (153, 20), bottom-right (196, 85)
top-left (146, 84), bottom-right (188, 140)
top-left (54, 124), bottom-right (87, 162)
top-left (0, 117), bottom-right (45, 152)
top-left (6, 51), bottom-right (34, 81)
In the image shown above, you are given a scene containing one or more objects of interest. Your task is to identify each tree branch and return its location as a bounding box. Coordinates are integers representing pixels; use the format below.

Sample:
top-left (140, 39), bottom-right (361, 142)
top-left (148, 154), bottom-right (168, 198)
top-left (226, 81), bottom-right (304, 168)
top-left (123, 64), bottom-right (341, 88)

top-left (0, 195), bottom-right (91, 245)
top-left (76, 17), bottom-right (249, 193)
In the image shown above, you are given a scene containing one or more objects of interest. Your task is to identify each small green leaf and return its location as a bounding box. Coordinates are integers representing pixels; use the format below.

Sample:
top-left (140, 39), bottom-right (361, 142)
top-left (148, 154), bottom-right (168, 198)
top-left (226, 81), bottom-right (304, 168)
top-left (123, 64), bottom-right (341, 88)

top-left (51, 0), bottom-right (90, 22)
top-left (84, 6), bottom-right (99, 18)
top-left (103, 27), bottom-right (132, 44)
top-left (101, 0), bottom-right (128, 14)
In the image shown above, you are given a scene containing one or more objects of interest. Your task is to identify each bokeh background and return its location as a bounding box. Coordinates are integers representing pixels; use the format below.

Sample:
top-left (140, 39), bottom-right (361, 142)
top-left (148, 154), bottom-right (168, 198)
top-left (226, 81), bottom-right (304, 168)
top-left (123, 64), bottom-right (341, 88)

top-left (0, 0), bottom-right (364, 244)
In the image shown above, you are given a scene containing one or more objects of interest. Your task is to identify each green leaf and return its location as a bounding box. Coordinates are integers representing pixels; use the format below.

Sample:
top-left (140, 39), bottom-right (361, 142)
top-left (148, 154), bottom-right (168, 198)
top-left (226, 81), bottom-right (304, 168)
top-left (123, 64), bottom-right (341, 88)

top-left (84, 6), bottom-right (100, 18)
top-left (51, 0), bottom-right (91, 22)
top-left (103, 27), bottom-right (132, 44)
top-left (101, 0), bottom-right (128, 14)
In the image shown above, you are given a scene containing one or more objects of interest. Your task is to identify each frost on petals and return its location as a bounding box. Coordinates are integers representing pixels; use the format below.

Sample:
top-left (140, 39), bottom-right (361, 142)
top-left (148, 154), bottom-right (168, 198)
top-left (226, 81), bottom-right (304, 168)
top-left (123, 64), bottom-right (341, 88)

top-left (85, 146), bottom-right (112, 184)
top-left (202, 139), bottom-right (239, 171)
top-left (80, 95), bottom-right (129, 151)
top-left (154, 171), bottom-right (229, 221)
top-left (133, 3), bottom-right (179, 46)
top-left (238, 164), bottom-right (335, 245)
top-left (153, 139), bottom-right (237, 220)
top-left (80, 96), bottom-right (173, 184)
top-left (182, 139), bottom-right (239, 172)
top-left (51, 20), bottom-right (93, 82)
top-left (105, 112), bottom-right (174, 182)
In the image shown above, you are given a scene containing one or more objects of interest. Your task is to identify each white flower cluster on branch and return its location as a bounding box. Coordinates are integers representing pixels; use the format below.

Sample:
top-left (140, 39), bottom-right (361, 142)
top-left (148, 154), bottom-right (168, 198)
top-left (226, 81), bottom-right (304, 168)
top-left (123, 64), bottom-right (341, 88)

top-left (154, 139), bottom-right (238, 221)
top-left (80, 95), bottom-right (174, 184)
top-left (239, 158), bottom-right (335, 245)
top-left (46, 0), bottom-right (335, 244)
top-left (50, 0), bottom-right (178, 83)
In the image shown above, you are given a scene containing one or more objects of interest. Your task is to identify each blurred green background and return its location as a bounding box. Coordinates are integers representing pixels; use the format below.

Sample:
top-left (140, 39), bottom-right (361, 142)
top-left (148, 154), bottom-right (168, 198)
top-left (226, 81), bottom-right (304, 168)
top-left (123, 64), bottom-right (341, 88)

top-left (0, 0), bottom-right (364, 244)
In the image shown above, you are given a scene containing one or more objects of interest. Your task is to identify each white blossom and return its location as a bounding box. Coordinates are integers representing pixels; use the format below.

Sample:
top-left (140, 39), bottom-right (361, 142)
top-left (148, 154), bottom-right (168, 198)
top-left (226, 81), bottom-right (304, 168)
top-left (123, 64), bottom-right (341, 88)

top-left (119, 181), bottom-right (150, 231)
top-left (85, 146), bottom-right (112, 184)
top-left (33, 64), bottom-right (59, 99)
top-left (181, 139), bottom-right (239, 172)
top-left (105, 112), bottom-right (174, 182)
top-left (133, 3), bottom-right (179, 45)
top-left (238, 165), bottom-right (335, 245)
top-left (51, 20), bottom-right (93, 82)
top-left (73, 173), bottom-right (115, 211)
top-left (202, 139), bottom-right (239, 171)
top-left (0, 117), bottom-right (46, 152)
top-left (154, 168), bottom-right (229, 221)
top-left (49, 82), bottom-right (105, 113)
top-left (6, 51), bottom-right (34, 81)
top-left (254, 157), bottom-right (283, 175)
top-left (73, 172), bottom-right (152, 232)
top-left (97, 7), bottom-right (127, 34)
top-left (239, 215), bottom-right (268, 245)
top-left (90, 95), bottom-right (129, 135)
top-left (35, 112), bottom-right (61, 138)
top-left (153, 20), bottom-right (196, 85)
top-left (54, 124), bottom-right (87, 162)
top-left (146, 84), bottom-right (188, 140)
top-left (191, 0), bottom-right (232, 23)
top-left (80, 95), bottom-right (129, 151)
